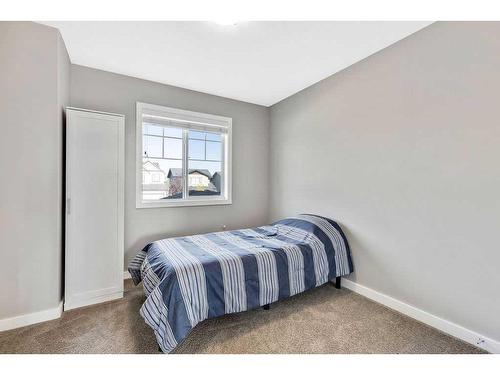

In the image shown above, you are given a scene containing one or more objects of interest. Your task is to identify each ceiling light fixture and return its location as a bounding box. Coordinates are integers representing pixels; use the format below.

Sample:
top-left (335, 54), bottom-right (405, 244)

top-left (213, 20), bottom-right (238, 26)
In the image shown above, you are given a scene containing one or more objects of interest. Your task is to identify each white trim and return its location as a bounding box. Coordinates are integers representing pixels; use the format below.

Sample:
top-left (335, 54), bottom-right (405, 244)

top-left (66, 106), bottom-right (125, 118)
top-left (0, 301), bottom-right (63, 332)
top-left (64, 287), bottom-right (123, 311)
top-left (136, 102), bottom-right (232, 209)
top-left (139, 102), bottom-right (231, 127)
top-left (342, 279), bottom-right (500, 354)
top-left (123, 271), bottom-right (131, 280)
top-left (117, 110), bottom-right (125, 291)
top-left (138, 196), bottom-right (232, 208)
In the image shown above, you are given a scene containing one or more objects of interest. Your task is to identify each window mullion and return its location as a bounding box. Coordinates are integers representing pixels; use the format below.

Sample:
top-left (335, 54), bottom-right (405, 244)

top-left (221, 135), bottom-right (225, 198)
top-left (161, 132), bottom-right (165, 158)
top-left (182, 128), bottom-right (189, 200)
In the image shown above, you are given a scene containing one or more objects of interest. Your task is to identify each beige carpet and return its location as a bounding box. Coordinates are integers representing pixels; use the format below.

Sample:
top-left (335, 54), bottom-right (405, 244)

top-left (0, 279), bottom-right (485, 354)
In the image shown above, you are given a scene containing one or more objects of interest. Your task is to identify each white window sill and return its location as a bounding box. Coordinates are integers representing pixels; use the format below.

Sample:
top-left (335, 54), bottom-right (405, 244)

top-left (136, 198), bottom-right (232, 209)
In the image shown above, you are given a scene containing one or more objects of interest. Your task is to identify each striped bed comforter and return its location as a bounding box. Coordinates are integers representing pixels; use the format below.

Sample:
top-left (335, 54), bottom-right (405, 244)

top-left (128, 214), bottom-right (353, 353)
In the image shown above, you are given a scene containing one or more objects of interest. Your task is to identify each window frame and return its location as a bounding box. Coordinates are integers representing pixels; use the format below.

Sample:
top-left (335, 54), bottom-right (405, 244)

top-left (136, 102), bottom-right (232, 208)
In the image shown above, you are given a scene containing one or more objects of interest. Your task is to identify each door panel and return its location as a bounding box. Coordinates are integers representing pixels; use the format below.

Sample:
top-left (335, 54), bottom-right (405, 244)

top-left (65, 109), bottom-right (124, 310)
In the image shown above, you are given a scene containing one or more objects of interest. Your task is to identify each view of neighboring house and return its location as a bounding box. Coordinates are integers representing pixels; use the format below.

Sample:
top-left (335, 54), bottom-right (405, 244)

top-left (142, 162), bottom-right (221, 200)
top-left (166, 168), bottom-right (221, 199)
top-left (142, 161), bottom-right (168, 200)
top-left (211, 172), bottom-right (221, 193)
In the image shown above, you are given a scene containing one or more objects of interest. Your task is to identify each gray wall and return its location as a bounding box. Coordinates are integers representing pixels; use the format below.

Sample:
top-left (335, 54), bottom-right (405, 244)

top-left (70, 65), bottom-right (270, 268)
top-left (0, 22), bottom-right (70, 319)
top-left (270, 22), bottom-right (500, 342)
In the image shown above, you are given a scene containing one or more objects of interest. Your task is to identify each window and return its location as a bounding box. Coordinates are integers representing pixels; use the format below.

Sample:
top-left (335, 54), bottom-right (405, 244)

top-left (136, 102), bottom-right (232, 208)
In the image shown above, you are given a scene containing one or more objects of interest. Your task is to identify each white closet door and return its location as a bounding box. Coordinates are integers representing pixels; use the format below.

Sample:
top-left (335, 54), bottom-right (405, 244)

top-left (65, 108), bottom-right (124, 311)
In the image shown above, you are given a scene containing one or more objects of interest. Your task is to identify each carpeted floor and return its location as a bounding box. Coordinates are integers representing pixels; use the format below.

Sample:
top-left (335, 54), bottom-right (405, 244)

top-left (0, 279), bottom-right (485, 354)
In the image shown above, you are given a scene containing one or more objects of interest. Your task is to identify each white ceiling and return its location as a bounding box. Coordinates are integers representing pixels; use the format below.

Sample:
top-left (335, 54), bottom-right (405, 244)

top-left (42, 21), bottom-right (432, 106)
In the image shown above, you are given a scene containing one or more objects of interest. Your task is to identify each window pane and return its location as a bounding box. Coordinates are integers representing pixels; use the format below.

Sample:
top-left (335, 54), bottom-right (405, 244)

top-left (188, 130), bottom-right (206, 140)
top-left (142, 158), bottom-right (183, 200)
top-left (143, 124), bottom-right (163, 136)
top-left (206, 132), bottom-right (221, 142)
top-left (164, 127), bottom-right (183, 138)
top-left (189, 139), bottom-right (205, 160)
top-left (143, 135), bottom-right (162, 158)
top-left (206, 141), bottom-right (222, 161)
top-left (164, 138), bottom-right (182, 159)
top-left (141, 123), bottom-right (184, 202)
top-left (188, 160), bottom-right (222, 197)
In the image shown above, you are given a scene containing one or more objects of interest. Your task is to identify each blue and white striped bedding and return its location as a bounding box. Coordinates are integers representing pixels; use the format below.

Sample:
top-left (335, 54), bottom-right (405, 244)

top-left (128, 214), bottom-right (353, 353)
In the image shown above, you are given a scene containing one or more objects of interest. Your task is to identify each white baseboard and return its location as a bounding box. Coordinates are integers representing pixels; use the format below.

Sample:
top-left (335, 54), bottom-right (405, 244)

top-left (64, 286), bottom-right (123, 311)
top-left (1, 275), bottom-right (129, 331)
top-left (342, 278), bottom-right (500, 354)
top-left (64, 291), bottom-right (123, 311)
top-left (0, 301), bottom-right (63, 332)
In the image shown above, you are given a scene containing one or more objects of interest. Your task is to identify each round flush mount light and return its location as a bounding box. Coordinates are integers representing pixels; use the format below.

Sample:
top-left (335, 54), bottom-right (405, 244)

top-left (213, 20), bottom-right (238, 26)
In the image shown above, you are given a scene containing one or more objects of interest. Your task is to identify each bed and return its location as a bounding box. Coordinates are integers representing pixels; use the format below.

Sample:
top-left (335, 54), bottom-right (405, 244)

top-left (128, 214), bottom-right (353, 353)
